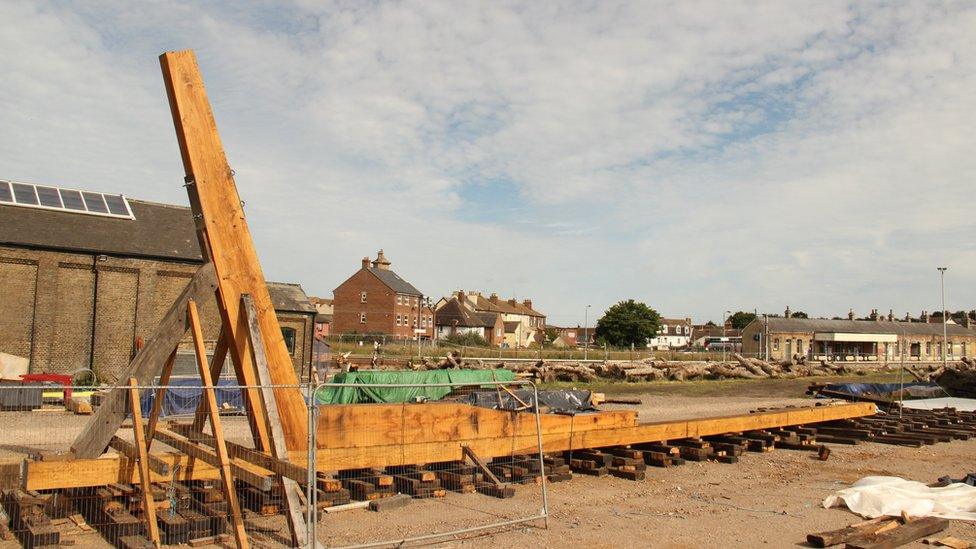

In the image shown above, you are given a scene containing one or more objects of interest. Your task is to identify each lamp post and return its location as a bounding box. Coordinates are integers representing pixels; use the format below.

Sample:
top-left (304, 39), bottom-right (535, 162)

top-left (583, 305), bottom-right (591, 360)
top-left (938, 267), bottom-right (948, 369)
top-left (722, 310), bottom-right (731, 363)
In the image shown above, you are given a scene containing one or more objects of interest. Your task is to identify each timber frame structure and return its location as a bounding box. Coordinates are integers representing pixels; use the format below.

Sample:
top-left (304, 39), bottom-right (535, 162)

top-left (2, 49), bottom-right (886, 549)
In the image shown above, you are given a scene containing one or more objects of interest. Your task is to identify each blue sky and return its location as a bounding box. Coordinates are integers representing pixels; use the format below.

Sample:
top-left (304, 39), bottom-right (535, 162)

top-left (1, 1), bottom-right (974, 326)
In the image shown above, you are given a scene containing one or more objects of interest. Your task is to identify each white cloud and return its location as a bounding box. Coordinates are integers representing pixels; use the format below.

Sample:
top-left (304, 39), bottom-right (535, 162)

top-left (1, 0), bottom-right (973, 325)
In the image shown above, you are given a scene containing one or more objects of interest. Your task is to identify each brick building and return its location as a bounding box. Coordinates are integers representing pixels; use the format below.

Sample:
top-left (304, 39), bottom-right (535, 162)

top-left (332, 251), bottom-right (433, 339)
top-left (0, 180), bottom-right (316, 381)
top-left (741, 314), bottom-right (976, 362)
top-left (438, 291), bottom-right (546, 348)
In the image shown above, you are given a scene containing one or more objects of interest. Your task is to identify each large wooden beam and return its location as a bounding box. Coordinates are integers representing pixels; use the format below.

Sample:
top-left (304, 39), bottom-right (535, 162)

top-left (159, 49), bottom-right (307, 450)
top-left (241, 295), bottom-right (307, 548)
top-left (71, 263), bottom-right (217, 458)
top-left (153, 430), bottom-right (272, 491)
top-left (20, 402), bottom-right (875, 490)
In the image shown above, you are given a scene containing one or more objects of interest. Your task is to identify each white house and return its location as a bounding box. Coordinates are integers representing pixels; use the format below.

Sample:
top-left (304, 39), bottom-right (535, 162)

top-left (648, 317), bottom-right (693, 349)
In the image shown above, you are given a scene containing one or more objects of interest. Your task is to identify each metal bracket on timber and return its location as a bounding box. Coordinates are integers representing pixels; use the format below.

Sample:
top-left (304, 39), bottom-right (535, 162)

top-left (159, 49), bottom-right (308, 451)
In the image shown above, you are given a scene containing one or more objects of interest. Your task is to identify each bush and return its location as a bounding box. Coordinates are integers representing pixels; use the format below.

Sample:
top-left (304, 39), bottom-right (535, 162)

top-left (441, 332), bottom-right (490, 348)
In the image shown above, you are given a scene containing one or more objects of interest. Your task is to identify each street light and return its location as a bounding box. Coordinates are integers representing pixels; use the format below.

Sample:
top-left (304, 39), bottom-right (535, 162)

top-left (938, 267), bottom-right (948, 369)
top-left (722, 310), bottom-right (731, 363)
top-left (584, 305), bottom-right (592, 360)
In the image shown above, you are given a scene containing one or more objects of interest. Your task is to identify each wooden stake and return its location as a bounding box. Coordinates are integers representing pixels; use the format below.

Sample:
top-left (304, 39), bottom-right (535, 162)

top-left (128, 378), bottom-right (160, 547)
top-left (145, 349), bottom-right (177, 446)
top-left (187, 300), bottom-right (249, 549)
top-left (190, 329), bottom-right (229, 433)
top-left (241, 295), bottom-right (308, 548)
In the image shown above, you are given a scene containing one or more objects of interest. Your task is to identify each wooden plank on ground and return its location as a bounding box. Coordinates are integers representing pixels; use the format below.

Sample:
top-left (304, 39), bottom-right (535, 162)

top-left (159, 49), bottom-right (307, 451)
top-left (71, 263), bottom-right (217, 458)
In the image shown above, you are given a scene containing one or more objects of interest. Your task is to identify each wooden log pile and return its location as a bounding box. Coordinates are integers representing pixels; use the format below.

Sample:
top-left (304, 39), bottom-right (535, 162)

top-left (405, 352), bottom-right (916, 383)
top-left (928, 359), bottom-right (976, 398)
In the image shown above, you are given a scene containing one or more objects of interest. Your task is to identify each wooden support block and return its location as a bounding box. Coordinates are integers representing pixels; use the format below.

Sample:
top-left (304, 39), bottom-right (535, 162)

top-left (475, 481), bottom-right (516, 499)
top-left (608, 467), bottom-right (645, 481)
top-left (119, 535), bottom-right (154, 549)
top-left (547, 471), bottom-right (573, 482)
top-left (715, 454), bottom-right (739, 464)
top-left (369, 494), bottom-right (412, 512)
top-left (158, 511), bottom-right (191, 545)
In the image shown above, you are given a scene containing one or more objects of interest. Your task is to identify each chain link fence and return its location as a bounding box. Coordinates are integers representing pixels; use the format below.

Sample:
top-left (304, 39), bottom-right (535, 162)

top-left (0, 378), bottom-right (550, 548)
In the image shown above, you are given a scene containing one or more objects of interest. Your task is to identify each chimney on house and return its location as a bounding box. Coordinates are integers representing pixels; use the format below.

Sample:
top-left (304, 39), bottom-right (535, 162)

top-left (888, 309), bottom-right (894, 322)
top-left (785, 305), bottom-right (791, 318)
top-left (921, 310), bottom-right (929, 323)
top-left (905, 312), bottom-right (911, 322)
top-left (848, 308), bottom-right (855, 320)
top-left (869, 309), bottom-right (878, 321)
top-left (523, 299), bottom-right (533, 310)
top-left (371, 249), bottom-right (391, 270)
top-left (361, 257), bottom-right (370, 269)
top-left (508, 298), bottom-right (518, 307)
top-left (457, 290), bottom-right (466, 304)
top-left (490, 293), bottom-right (499, 304)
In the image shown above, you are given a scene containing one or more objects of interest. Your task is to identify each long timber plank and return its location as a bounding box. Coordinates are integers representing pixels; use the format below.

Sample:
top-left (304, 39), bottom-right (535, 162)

top-left (20, 403), bottom-right (874, 490)
top-left (159, 49), bottom-right (307, 450)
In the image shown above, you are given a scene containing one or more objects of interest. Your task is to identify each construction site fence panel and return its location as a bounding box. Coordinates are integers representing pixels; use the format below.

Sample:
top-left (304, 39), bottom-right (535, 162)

top-left (310, 379), bottom-right (549, 549)
top-left (0, 382), bottom-right (317, 549)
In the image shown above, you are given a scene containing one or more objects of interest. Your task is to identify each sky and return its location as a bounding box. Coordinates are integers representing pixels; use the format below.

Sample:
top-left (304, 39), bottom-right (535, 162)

top-left (1, 1), bottom-right (974, 326)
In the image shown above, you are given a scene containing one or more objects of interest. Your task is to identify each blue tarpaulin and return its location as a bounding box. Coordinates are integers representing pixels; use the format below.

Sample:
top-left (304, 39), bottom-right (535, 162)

top-left (139, 378), bottom-right (245, 417)
top-left (817, 382), bottom-right (942, 399)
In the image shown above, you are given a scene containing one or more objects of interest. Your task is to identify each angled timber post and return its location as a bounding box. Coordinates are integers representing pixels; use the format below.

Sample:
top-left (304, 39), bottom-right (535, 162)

top-left (159, 49), bottom-right (308, 451)
top-left (128, 378), bottom-right (161, 547)
top-left (72, 262), bottom-right (217, 458)
top-left (188, 300), bottom-right (249, 549)
top-left (242, 294), bottom-right (309, 548)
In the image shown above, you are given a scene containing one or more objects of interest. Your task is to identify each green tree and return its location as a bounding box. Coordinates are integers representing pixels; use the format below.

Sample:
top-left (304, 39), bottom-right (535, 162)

top-left (594, 300), bottom-right (661, 347)
top-left (441, 332), bottom-right (489, 348)
top-left (790, 311), bottom-right (809, 318)
top-left (544, 326), bottom-right (559, 344)
top-left (727, 311), bottom-right (757, 329)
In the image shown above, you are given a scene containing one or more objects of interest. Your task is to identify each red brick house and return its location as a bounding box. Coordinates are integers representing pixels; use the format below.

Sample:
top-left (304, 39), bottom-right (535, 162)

top-left (433, 297), bottom-right (505, 346)
top-left (332, 251), bottom-right (432, 339)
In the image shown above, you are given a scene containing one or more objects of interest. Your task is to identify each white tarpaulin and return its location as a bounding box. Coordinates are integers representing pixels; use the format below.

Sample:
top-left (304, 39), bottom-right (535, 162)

top-left (0, 352), bottom-right (28, 380)
top-left (824, 476), bottom-right (976, 521)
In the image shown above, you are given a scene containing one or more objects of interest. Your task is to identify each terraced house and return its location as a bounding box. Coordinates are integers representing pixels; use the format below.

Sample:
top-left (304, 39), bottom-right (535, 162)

top-left (440, 291), bottom-right (546, 348)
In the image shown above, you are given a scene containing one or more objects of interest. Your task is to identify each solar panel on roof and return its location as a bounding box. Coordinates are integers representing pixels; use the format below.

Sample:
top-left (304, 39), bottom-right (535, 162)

top-left (36, 186), bottom-right (62, 208)
top-left (12, 183), bottom-right (37, 205)
top-left (0, 180), bottom-right (134, 219)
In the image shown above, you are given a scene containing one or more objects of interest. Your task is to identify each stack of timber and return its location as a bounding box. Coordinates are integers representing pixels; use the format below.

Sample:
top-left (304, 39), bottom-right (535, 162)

top-left (787, 407), bottom-right (976, 447)
top-left (807, 514), bottom-right (949, 548)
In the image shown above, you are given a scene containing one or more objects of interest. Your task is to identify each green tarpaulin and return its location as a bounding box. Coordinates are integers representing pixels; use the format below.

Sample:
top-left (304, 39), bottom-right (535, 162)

top-left (314, 369), bottom-right (515, 404)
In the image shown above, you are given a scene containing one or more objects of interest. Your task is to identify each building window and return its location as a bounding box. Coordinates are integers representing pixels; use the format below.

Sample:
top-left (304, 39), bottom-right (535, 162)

top-left (661, 325), bottom-right (668, 334)
top-left (797, 339), bottom-right (803, 352)
top-left (773, 338), bottom-right (780, 351)
top-left (925, 342), bottom-right (931, 355)
top-left (280, 327), bottom-right (296, 355)
top-left (360, 291), bottom-right (367, 303)
top-left (360, 313), bottom-right (366, 324)
top-left (396, 314), bottom-right (401, 326)
top-left (397, 295), bottom-right (402, 305)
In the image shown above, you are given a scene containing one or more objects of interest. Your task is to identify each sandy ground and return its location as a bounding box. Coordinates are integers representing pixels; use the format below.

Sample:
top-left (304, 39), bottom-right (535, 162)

top-left (1, 376), bottom-right (973, 548)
